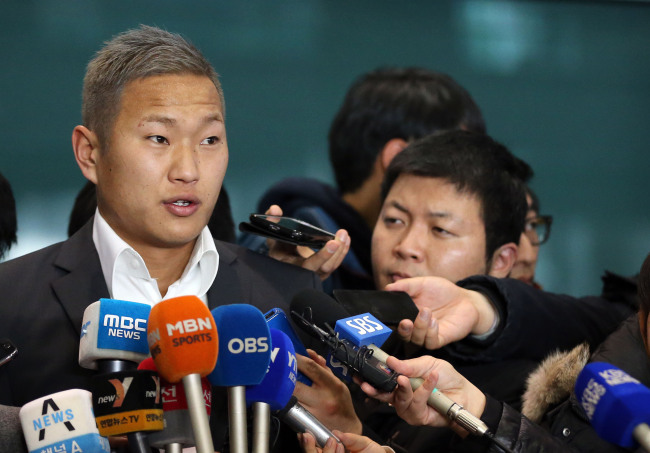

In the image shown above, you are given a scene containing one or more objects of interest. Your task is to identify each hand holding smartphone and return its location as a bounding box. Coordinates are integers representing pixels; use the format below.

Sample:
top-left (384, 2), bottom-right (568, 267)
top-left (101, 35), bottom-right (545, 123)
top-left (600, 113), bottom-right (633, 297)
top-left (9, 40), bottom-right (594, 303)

top-left (239, 214), bottom-right (336, 249)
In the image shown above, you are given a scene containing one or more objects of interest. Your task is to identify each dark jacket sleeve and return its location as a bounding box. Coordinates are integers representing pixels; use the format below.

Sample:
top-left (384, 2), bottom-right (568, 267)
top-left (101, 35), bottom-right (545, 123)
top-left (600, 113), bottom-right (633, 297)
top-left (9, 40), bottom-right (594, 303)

top-left (444, 276), bottom-right (634, 362)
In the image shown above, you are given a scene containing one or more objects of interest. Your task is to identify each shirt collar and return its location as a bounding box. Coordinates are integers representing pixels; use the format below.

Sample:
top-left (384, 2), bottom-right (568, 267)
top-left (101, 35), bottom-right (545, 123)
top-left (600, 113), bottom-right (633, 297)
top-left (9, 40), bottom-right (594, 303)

top-left (92, 209), bottom-right (219, 303)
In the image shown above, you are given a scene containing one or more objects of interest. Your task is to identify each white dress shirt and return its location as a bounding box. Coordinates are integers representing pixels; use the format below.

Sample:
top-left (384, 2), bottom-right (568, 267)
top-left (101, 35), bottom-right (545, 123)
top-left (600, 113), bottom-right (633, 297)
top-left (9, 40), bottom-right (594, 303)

top-left (92, 209), bottom-right (219, 306)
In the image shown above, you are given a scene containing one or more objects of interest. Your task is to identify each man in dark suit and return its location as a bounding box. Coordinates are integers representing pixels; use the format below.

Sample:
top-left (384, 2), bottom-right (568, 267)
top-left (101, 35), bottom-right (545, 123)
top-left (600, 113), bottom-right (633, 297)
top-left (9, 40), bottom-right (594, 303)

top-left (0, 25), bottom-right (349, 450)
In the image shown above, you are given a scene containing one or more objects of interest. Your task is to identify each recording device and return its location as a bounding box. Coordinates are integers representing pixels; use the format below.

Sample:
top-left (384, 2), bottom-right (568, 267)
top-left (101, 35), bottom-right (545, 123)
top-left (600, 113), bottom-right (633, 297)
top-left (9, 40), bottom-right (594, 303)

top-left (239, 214), bottom-right (336, 248)
top-left (139, 357), bottom-right (212, 452)
top-left (276, 396), bottom-right (341, 448)
top-left (208, 304), bottom-right (271, 453)
top-left (245, 329), bottom-right (298, 453)
top-left (79, 298), bottom-right (156, 453)
top-left (575, 361), bottom-right (650, 450)
top-left (265, 307), bottom-right (312, 386)
top-left (0, 338), bottom-right (17, 367)
top-left (147, 295), bottom-right (219, 453)
top-left (19, 389), bottom-right (110, 453)
top-left (332, 289), bottom-right (419, 328)
top-left (290, 289), bottom-right (491, 438)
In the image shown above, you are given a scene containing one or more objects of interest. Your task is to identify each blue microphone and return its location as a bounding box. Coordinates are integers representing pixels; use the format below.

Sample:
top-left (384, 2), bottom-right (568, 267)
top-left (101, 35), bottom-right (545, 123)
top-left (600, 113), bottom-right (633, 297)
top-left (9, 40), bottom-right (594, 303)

top-left (575, 362), bottom-right (650, 450)
top-left (265, 308), bottom-right (312, 386)
top-left (246, 328), bottom-right (297, 411)
top-left (208, 304), bottom-right (272, 453)
top-left (246, 328), bottom-right (298, 453)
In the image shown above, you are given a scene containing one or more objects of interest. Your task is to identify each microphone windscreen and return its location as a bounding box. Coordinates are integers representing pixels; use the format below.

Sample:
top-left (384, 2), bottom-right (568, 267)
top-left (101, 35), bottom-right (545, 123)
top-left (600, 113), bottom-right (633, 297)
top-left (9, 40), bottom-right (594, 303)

top-left (79, 298), bottom-right (151, 369)
top-left (246, 328), bottom-right (298, 410)
top-left (90, 369), bottom-right (164, 436)
top-left (147, 296), bottom-right (218, 383)
top-left (208, 304), bottom-right (271, 386)
top-left (19, 389), bottom-right (110, 453)
top-left (335, 313), bottom-right (392, 347)
top-left (575, 362), bottom-right (650, 448)
top-left (290, 289), bottom-right (350, 331)
top-left (138, 358), bottom-right (212, 447)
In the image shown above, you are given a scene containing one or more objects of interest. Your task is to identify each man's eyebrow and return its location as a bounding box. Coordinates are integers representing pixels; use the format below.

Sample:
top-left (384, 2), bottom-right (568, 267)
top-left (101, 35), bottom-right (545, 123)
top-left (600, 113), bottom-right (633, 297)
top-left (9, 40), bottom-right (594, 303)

top-left (141, 115), bottom-right (176, 126)
top-left (388, 200), bottom-right (451, 219)
top-left (203, 113), bottom-right (224, 124)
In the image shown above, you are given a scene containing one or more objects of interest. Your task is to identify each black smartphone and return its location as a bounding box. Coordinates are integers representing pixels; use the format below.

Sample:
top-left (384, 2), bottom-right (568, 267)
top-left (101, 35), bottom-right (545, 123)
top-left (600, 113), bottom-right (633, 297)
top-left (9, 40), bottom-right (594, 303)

top-left (0, 339), bottom-right (17, 367)
top-left (238, 214), bottom-right (336, 248)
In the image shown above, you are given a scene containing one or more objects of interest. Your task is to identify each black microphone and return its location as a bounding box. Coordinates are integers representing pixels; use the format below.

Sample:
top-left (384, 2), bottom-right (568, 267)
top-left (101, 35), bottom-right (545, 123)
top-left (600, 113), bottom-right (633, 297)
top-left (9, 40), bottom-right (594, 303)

top-left (290, 289), bottom-right (490, 437)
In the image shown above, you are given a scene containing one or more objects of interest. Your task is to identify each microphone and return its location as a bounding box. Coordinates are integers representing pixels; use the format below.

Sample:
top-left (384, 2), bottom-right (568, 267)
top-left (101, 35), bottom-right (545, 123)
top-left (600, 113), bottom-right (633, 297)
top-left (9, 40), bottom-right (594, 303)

top-left (147, 295), bottom-right (219, 453)
top-left (264, 307), bottom-right (313, 386)
top-left (208, 304), bottom-right (271, 453)
top-left (290, 290), bottom-right (399, 393)
top-left (245, 328), bottom-right (298, 453)
top-left (138, 357), bottom-right (212, 452)
top-left (275, 396), bottom-right (341, 448)
top-left (290, 289), bottom-right (489, 437)
top-left (90, 368), bottom-right (164, 438)
top-left (79, 298), bottom-right (151, 372)
top-left (79, 298), bottom-right (157, 452)
top-left (575, 362), bottom-right (650, 450)
top-left (19, 389), bottom-right (110, 453)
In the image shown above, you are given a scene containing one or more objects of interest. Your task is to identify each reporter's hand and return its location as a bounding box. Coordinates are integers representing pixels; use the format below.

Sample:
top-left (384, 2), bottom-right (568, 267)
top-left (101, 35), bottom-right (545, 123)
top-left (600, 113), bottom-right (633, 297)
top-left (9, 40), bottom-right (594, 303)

top-left (385, 277), bottom-right (495, 349)
top-left (360, 355), bottom-right (486, 436)
top-left (264, 205), bottom-right (350, 281)
top-left (293, 349), bottom-right (362, 435)
top-left (299, 430), bottom-right (387, 453)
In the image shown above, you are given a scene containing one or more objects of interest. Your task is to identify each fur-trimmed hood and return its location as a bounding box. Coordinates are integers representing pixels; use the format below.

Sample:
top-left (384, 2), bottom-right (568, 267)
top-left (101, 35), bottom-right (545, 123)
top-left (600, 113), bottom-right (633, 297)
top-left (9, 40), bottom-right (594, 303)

top-left (521, 315), bottom-right (650, 424)
top-left (521, 343), bottom-right (590, 422)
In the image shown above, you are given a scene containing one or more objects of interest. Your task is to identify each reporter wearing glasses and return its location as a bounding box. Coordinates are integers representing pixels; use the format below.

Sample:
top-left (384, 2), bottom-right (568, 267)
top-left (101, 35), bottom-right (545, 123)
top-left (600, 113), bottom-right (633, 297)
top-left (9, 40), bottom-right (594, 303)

top-left (510, 186), bottom-right (553, 288)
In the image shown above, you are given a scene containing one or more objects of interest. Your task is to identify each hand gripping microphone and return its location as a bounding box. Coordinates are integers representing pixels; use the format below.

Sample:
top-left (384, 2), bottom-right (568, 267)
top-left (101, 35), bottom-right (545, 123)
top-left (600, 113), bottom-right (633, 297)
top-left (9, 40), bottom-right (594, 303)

top-left (208, 304), bottom-right (272, 453)
top-left (245, 328), bottom-right (298, 453)
top-left (139, 357), bottom-right (212, 453)
top-left (148, 295), bottom-right (219, 453)
top-left (19, 389), bottom-right (110, 453)
top-left (290, 289), bottom-right (490, 437)
top-left (79, 298), bottom-right (157, 452)
top-left (575, 362), bottom-right (650, 450)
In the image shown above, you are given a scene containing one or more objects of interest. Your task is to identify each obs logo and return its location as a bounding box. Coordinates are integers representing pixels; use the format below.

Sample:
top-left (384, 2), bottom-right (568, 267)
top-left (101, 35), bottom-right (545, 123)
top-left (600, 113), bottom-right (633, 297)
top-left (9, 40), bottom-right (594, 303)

top-left (227, 337), bottom-right (269, 354)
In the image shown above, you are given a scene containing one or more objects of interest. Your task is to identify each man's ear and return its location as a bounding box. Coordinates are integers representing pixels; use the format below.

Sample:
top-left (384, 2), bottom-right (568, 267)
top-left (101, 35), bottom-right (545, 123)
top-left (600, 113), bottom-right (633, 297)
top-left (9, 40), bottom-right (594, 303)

top-left (487, 242), bottom-right (518, 278)
top-left (379, 138), bottom-right (408, 170)
top-left (72, 125), bottom-right (100, 184)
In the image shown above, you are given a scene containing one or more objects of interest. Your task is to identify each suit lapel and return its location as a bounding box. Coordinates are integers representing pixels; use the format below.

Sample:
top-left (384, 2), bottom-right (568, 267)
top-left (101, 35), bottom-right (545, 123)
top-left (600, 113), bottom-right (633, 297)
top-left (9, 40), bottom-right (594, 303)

top-left (207, 240), bottom-right (248, 309)
top-left (51, 221), bottom-right (110, 336)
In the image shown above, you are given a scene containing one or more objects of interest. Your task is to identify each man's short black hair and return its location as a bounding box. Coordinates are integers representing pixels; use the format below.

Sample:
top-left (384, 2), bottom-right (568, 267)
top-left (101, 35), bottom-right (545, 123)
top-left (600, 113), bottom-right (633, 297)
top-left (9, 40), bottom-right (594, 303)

top-left (381, 130), bottom-right (530, 263)
top-left (328, 67), bottom-right (485, 195)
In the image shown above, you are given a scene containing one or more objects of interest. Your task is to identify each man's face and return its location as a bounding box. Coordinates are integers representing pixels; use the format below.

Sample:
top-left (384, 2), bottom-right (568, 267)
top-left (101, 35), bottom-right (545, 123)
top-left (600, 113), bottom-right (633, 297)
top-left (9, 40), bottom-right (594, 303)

top-left (371, 174), bottom-right (489, 289)
top-left (510, 194), bottom-right (540, 285)
top-left (92, 74), bottom-right (227, 252)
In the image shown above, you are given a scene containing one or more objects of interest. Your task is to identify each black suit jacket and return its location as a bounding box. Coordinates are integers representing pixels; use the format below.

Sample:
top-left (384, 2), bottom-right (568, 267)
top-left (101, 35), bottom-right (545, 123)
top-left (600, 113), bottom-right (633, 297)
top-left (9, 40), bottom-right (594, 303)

top-left (0, 220), bottom-right (321, 449)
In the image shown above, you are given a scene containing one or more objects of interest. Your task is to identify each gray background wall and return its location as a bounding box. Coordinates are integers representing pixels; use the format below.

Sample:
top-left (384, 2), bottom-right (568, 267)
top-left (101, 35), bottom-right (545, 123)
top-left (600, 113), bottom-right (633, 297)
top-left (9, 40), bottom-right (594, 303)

top-left (2, 1), bottom-right (649, 297)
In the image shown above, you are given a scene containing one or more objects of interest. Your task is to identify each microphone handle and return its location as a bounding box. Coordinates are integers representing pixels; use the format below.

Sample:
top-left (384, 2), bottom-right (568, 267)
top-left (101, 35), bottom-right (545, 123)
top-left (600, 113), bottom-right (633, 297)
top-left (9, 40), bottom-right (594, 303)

top-left (164, 444), bottom-right (183, 453)
top-left (252, 402), bottom-right (270, 453)
top-left (634, 423), bottom-right (650, 452)
top-left (182, 373), bottom-right (215, 453)
top-left (277, 398), bottom-right (341, 448)
top-left (228, 385), bottom-right (248, 453)
top-left (368, 345), bottom-right (488, 436)
top-left (127, 431), bottom-right (151, 453)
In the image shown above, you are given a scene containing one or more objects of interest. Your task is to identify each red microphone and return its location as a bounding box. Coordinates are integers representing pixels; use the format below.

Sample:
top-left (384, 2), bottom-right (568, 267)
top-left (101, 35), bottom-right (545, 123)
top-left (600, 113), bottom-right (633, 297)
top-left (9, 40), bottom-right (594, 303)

top-left (147, 296), bottom-right (218, 453)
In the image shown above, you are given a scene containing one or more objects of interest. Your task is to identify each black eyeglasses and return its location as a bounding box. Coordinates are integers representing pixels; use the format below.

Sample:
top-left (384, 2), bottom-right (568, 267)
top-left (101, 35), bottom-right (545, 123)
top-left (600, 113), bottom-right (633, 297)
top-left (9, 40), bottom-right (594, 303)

top-left (524, 215), bottom-right (553, 246)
